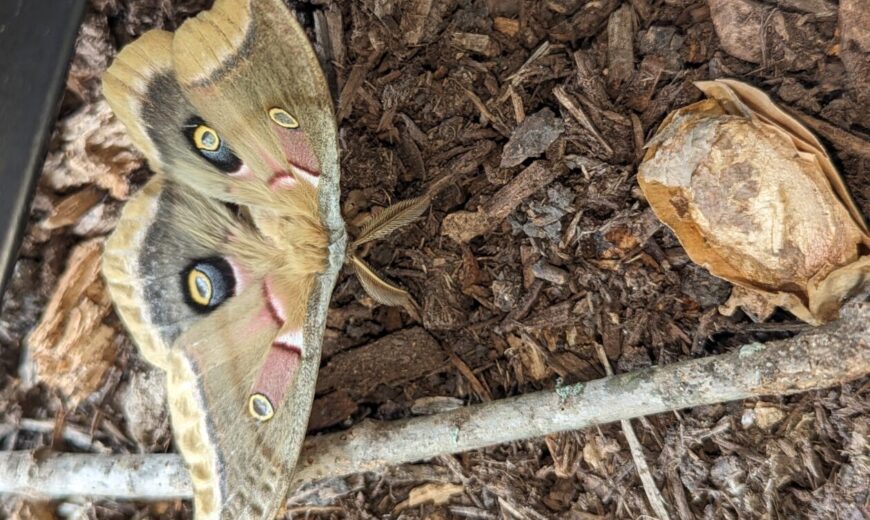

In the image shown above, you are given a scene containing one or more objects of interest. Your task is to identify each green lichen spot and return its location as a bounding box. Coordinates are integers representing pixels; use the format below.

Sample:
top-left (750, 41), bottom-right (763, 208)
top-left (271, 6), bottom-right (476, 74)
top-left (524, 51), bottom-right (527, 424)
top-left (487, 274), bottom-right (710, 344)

top-left (739, 342), bottom-right (765, 358)
top-left (555, 379), bottom-right (585, 403)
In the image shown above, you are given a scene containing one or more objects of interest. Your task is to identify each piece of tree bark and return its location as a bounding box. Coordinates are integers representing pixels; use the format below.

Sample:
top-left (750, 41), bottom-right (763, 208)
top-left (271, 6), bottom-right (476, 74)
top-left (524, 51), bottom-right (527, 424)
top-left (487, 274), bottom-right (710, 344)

top-left (26, 238), bottom-right (117, 406)
top-left (442, 161), bottom-right (566, 243)
top-left (606, 4), bottom-right (635, 90)
top-left (0, 298), bottom-right (866, 500)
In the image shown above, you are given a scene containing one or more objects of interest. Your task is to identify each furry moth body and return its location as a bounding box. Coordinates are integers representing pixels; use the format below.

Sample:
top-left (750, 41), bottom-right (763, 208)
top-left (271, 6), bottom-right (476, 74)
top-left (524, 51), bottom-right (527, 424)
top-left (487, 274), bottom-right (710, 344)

top-left (101, 1), bottom-right (345, 518)
top-left (103, 0), bottom-right (429, 518)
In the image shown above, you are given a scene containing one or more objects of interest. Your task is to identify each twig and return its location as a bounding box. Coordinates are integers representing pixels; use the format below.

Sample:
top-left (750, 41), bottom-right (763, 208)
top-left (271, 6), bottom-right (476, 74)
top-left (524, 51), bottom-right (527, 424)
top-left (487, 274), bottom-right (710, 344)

top-left (0, 299), bottom-right (866, 500)
top-left (595, 344), bottom-right (671, 520)
top-left (553, 86), bottom-right (613, 156)
top-left (792, 111), bottom-right (870, 158)
top-left (11, 419), bottom-right (109, 453)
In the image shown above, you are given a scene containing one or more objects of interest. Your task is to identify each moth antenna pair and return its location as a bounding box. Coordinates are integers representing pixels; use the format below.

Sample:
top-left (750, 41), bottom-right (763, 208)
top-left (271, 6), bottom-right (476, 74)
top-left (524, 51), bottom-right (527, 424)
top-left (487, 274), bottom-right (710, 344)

top-left (346, 195), bottom-right (431, 319)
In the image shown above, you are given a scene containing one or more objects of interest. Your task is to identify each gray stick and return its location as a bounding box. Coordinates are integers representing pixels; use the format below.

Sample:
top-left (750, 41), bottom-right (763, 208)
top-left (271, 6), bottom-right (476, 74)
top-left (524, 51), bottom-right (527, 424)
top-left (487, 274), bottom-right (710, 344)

top-left (0, 300), bottom-right (866, 500)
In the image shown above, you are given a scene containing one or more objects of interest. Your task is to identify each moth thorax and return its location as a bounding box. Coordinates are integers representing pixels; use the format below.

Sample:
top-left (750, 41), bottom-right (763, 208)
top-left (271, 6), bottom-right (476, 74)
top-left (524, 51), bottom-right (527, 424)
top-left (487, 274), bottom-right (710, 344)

top-left (251, 210), bottom-right (328, 273)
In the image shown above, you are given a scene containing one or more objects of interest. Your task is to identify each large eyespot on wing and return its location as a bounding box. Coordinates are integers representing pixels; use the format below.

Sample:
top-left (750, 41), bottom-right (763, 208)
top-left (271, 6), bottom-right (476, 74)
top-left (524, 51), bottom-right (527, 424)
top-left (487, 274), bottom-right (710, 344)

top-left (182, 257), bottom-right (236, 312)
top-left (102, 29), bottom-right (254, 201)
top-left (182, 117), bottom-right (243, 174)
top-left (171, 0), bottom-right (340, 193)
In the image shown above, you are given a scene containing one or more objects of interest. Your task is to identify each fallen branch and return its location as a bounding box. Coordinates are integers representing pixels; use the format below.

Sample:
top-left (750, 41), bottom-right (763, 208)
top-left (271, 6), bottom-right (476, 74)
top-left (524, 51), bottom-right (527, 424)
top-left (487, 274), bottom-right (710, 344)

top-left (595, 344), bottom-right (671, 520)
top-left (0, 299), bottom-right (866, 501)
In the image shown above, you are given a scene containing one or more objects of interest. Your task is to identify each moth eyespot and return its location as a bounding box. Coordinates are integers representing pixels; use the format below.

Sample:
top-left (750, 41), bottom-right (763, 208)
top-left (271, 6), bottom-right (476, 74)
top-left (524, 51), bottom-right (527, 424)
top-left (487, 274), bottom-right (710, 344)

top-left (187, 269), bottom-right (213, 306)
top-left (268, 108), bottom-right (299, 129)
top-left (183, 116), bottom-right (242, 173)
top-left (193, 124), bottom-right (220, 152)
top-left (248, 393), bottom-right (274, 421)
top-left (181, 257), bottom-right (235, 313)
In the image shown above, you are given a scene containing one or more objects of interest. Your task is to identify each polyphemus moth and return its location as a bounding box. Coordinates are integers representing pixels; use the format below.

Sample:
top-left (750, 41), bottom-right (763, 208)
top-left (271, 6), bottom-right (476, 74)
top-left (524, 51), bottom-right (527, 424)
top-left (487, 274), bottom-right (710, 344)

top-left (101, 0), bottom-right (426, 518)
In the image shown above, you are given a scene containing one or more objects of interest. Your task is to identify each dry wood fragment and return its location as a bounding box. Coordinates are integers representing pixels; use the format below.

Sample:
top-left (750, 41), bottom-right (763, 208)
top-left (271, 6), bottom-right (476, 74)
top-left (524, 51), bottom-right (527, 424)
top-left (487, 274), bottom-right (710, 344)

top-left (708, 0), bottom-right (825, 70)
top-left (606, 4), bottom-right (635, 90)
top-left (452, 32), bottom-right (499, 57)
top-left (449, 353), bottom-right (492, 401)
top-left (839, 0), bottom-right (870, 119)
top-left (308, 390), bottom-right (358, 431)
top-left (531, 260), bottom-right (569, 285)
top-left (2, 297), bottom-right (866, 499)
top-left (442, 161), bottom-right (566, 243)
top-left (505, 42), bottom-right (552, 87)
top-left (395, 482), bottom-right (465, 511)
top-left (26, 239), bottom-right (117, 406)
top-left (793, 111), bottom-right (870, 159)
top-left (549, 0), bottom-right (620, 42)
top-left (41, 101), bottom-right (139, 200)
top-left (545, 0), bottom-right (584, 14)
top-left (315, 327), bottom-right (445, 396)
top-left (506, 333), bottom-right (551, 382)
top-left (40, 187), bottom-right (103, 231)
top-left (500, 108), bottom-right (564, 167)
top-left (493, 17), bottom-right (520, 37)
top-left (118, 368), bottom-right (169, 449)
top-left (338, 61), bottom-right (373, 122)
top-left (399, 0), bottom-right (434, 45)
top-left (553, 86), bottom-right (613, 156)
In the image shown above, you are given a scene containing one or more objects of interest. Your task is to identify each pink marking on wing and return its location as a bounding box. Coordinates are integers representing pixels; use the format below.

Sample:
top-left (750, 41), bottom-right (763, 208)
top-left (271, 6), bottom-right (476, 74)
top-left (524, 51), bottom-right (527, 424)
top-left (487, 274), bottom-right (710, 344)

top-left (222, 255), bottom-right (251, 293)
top-left (251, 342), bottom-right (301, 413)
top-left (261, 278), bottom-right (287, 326)
top-left (268, 171), bottom-right (297, 190)
top-left (277, 130), bottom-right (321, 184)
top-left (229, 164), bottom-right (254, 179)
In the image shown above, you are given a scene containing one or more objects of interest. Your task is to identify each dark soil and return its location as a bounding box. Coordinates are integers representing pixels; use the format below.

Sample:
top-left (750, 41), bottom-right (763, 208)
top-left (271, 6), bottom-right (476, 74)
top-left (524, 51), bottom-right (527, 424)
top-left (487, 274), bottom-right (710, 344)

top-left (1, 0), bottom-right (868, 519)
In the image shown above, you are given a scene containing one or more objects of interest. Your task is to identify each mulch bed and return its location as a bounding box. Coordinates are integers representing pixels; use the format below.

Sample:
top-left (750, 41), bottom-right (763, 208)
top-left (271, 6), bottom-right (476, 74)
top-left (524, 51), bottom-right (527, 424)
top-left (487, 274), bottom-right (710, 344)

top-left (1, 0), bottom-right (868, 518)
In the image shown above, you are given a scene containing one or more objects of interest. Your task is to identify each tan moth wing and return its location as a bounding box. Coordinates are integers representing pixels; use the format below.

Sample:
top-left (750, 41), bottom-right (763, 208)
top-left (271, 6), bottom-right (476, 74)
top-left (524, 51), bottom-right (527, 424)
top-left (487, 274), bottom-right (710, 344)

top-left (102, 1), bottom-right (345, 518)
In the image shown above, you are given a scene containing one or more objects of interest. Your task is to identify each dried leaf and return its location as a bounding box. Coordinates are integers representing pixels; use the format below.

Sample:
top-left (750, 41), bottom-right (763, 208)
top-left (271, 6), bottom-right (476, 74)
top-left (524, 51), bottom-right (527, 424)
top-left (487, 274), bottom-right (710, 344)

top-left (638, 79), bottom-right (869, 325)
top-left (506, 333), bottom-right (550, 382)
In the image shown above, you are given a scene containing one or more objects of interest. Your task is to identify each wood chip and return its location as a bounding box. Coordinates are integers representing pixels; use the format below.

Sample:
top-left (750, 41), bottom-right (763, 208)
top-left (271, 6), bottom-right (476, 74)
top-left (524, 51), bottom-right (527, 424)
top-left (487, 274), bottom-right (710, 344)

top-left (449, 353), bottom-right (492, 401)
top-left (27, 239), bottom-right (117, 405)
top-left (452, 32), bottom-right (500, 57)
top-left (308, 390), bottom-right (358, 431)
top-left (395, 482), bottom-right (464, 511)
top-left (40, 101), bottom-right (139, 200)
top-left (315, 327), bottom-right (446, 396)
top-left (338, 60), bottom-right (373, 122)
top-left (606, 4), bottom-right (635, 89)
top-left (506, 333), bottom-right (551, 382)
top-left (400, 0), bottom-right (434, 45)
top-left (553, 86), bottom-right (613, 156)
top-left (493, 17), bottom-right (520, 37)
top-left (442, 161), bottom-right (566, 243)
top-left (500, 108), bottom-right (564, 167)
top-left (549, 0), bottom-right (620, 41)
top-left (40, 187), bottom-right (103, 231)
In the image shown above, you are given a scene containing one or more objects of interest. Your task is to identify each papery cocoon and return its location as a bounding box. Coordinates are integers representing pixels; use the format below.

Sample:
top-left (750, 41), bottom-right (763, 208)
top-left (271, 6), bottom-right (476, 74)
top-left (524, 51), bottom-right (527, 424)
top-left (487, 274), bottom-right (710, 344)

top-left (638, 79), bottom-right (868, 325)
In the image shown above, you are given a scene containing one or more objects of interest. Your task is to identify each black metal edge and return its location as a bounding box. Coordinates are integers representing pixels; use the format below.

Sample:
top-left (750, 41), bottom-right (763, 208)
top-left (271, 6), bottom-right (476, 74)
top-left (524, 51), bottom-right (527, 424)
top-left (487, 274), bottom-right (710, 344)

top-left (0, 0), bottom-right (89, 301)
